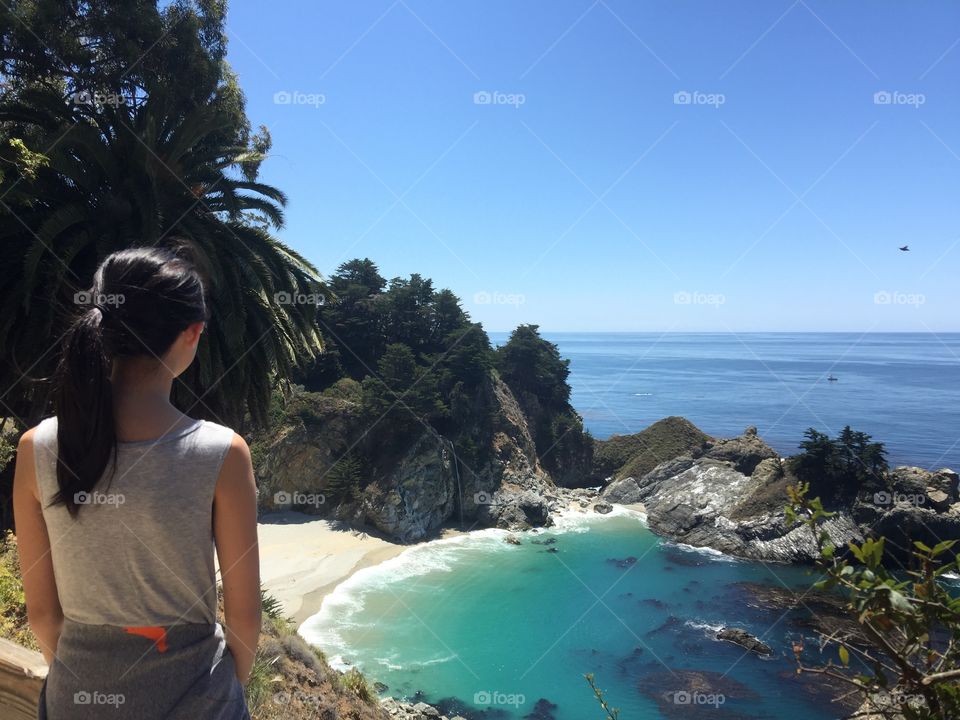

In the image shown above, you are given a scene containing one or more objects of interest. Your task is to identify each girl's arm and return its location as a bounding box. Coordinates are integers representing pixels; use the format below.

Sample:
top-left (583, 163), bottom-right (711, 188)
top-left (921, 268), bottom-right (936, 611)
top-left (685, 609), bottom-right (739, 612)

top-left (213, 433), bottom-right (261, 684)
top-left (12, 429), bottom-right (64, 665)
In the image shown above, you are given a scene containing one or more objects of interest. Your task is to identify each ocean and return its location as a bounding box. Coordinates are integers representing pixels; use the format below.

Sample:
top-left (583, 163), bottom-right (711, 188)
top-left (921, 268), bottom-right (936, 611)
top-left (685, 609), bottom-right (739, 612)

top-left (520, 332), bottom-right (960, 471)
top-left (299, 333), bottom-right (960, 719)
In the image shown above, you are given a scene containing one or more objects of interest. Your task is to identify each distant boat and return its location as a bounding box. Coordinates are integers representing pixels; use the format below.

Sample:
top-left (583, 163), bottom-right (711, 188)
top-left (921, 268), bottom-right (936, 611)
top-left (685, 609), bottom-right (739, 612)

top-left (827, 375), bottom-right (838, 382)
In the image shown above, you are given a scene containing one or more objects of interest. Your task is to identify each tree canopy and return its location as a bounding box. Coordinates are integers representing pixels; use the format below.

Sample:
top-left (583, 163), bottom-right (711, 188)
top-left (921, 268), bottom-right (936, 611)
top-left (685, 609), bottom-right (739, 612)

top-left (495, 325), bottom-right (593, 484)
top-left (0, 0), bottom-right (323, 428)
top-left (789, 426), bottom-right (888, 502)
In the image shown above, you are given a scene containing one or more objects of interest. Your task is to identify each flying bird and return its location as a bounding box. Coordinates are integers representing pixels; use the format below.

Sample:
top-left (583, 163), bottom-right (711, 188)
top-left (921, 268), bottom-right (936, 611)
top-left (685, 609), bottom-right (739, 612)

top-left (899, 245), bottom-right (910, 252)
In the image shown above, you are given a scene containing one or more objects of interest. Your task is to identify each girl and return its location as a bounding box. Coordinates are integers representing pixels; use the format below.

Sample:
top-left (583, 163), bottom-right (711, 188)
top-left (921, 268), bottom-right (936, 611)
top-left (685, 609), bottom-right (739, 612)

top-left (13, 247), bottom-right (260, 719)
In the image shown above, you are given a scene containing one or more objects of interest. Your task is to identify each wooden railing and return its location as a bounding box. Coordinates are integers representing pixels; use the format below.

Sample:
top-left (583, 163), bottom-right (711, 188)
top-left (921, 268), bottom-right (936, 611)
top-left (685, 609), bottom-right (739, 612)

top-left (0, 639), bottom-right (45, 719)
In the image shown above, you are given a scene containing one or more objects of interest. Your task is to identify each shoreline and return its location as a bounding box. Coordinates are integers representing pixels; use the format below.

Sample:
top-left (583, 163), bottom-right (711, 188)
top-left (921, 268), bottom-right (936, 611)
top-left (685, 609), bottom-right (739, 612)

top-left (259, 500), bottom-right (647, 629)
top-left (258, 511), bottom-right (469, 626)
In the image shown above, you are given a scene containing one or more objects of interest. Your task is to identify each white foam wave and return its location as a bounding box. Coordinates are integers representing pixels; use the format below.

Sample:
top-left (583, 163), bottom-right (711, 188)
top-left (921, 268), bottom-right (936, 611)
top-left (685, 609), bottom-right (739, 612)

top-left (664, 541), bottom-right (741, 562)
top-left (546, 504), bottom-right (649, 533)
top-left (685, 620), bottom-right (725, 634)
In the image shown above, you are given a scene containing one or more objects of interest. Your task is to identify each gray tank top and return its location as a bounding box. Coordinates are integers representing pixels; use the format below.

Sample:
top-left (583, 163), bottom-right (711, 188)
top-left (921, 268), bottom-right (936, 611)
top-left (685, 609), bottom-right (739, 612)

top-left (32, 416), bottom-right (236, 627)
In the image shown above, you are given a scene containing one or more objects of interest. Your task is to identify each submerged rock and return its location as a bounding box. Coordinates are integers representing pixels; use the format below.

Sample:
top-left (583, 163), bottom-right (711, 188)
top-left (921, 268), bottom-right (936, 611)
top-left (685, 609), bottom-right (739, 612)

top-left (523, 698), bottom-right (558, 720)
top-left (715, 627), bottom-right (773, 656)
top-left (637, 668), bottom-right (758, 719)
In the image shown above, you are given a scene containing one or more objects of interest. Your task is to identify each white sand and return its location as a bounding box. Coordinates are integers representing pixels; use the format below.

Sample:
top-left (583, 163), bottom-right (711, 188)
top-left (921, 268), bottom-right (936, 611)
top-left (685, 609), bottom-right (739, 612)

top-left (256, 512), bottom-right (406, 626)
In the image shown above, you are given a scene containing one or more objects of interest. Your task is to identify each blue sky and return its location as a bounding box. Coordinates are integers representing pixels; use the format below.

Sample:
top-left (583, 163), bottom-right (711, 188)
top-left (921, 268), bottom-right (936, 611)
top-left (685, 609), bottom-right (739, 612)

top-left (225, 1), bottom-right (960, 332)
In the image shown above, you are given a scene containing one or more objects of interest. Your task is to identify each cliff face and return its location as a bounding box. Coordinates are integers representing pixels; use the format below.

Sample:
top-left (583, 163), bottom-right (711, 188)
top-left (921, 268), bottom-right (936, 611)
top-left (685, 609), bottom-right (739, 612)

top-left (359, 432), bottom-right (457, 542)
top-left (253, 375), bottom-right (558, 542)
top-left (600, 423), bottom-right (960, 563)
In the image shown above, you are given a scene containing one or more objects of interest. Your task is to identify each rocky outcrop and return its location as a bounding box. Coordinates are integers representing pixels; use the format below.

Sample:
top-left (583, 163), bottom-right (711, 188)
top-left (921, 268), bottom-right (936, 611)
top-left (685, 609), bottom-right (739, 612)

top-left (601, 423), bottom-right (960, 563)
top-left (852, 467), bottom-right (960, 561)
top-left (715, 627), bottom-right (772, 656)
top-left (701, 425), bottom-right (777, 475)
top-left (626, 451), bottom-right (862, 561)
top-left (381, 698), bottom-right (464, 720)
top-left (592, 416), bottom-right (711, 482)
top-left (459, 376), bottom-right (556, 532)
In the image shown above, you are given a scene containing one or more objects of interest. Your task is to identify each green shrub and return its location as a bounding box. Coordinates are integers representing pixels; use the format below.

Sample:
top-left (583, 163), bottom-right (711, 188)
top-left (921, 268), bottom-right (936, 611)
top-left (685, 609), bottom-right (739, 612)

top-left (340, 667), bottom-right (374, 702)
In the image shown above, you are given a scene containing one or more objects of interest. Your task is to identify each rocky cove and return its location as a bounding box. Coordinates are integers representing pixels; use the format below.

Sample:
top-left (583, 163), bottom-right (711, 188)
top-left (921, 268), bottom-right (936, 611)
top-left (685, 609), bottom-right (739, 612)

top-left (254, 376), bottom-right (960, 565)
top-left (252, 370), bottom-right (960, 720)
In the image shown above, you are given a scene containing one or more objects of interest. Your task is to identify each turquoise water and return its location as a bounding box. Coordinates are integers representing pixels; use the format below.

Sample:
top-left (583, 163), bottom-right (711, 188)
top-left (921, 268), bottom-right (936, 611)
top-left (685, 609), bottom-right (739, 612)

top-left (301, 510), bottom-right (848, 719)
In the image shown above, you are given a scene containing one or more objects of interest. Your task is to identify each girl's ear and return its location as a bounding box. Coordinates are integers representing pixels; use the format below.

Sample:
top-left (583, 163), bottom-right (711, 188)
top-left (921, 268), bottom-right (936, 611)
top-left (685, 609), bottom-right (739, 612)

top-left (184, 321), bottom-right (205, 347)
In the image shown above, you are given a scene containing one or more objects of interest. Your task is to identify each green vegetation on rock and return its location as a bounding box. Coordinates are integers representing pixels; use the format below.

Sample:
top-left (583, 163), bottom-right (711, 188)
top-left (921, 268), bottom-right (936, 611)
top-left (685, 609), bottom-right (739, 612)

top-left (592, 416), bottom-right (711, 482)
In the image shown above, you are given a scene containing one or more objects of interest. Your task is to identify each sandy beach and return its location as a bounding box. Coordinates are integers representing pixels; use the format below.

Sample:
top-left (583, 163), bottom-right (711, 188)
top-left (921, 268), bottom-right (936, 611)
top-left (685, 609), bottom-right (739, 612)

top-left (257, 512), bottom-right (406, 626)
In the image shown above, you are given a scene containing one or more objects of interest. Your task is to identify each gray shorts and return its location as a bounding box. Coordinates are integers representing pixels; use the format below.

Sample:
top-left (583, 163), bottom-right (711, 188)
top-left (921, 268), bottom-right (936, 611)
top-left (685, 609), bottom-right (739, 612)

top-left (38, 619), bottom-right (250, 720)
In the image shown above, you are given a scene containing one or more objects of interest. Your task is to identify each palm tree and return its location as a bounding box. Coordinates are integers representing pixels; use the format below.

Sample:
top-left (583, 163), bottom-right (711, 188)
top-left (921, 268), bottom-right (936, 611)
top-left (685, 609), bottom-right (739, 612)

top-left (0, 50), bottom-right (324, 430)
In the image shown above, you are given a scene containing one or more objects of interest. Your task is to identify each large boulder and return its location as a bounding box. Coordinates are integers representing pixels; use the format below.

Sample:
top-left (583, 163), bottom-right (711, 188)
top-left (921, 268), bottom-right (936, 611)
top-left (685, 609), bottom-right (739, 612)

top-left (702, 426), bottom-right (778, 475)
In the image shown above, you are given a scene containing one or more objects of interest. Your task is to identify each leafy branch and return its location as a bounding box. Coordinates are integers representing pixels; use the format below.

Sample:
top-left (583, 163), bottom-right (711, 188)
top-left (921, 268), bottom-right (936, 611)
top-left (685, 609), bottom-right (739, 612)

top-left (786, 483), bottom-right (960, 719)
top-left (584, 673), bottom-right (620, 720)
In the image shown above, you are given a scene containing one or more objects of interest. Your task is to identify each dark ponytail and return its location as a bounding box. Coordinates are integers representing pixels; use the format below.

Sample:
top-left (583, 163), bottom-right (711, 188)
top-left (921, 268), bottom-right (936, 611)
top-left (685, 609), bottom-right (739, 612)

top-left (52, 247), bottom-right (208, 515)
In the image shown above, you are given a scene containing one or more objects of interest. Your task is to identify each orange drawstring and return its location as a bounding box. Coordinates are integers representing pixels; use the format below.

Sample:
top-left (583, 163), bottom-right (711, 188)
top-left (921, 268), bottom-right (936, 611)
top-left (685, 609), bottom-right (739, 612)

top-left (124, 626), bottom-right (169, 653)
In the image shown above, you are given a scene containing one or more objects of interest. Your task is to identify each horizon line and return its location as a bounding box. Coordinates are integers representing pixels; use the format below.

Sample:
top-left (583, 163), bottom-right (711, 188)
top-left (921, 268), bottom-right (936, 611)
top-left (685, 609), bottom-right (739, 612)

top-left (483, 329), bottom-right (960, 335)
